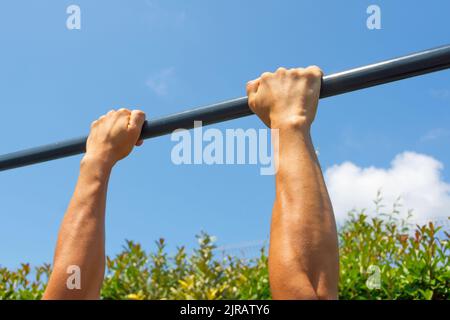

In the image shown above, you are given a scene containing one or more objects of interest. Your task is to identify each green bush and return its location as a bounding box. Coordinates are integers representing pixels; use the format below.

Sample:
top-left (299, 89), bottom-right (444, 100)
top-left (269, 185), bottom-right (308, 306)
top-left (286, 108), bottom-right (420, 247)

top-left (1, 203), bottom-right (448, 300)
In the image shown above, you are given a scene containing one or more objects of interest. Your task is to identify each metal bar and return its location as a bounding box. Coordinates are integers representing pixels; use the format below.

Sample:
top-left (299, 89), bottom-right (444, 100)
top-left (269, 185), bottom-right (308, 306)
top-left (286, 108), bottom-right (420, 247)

top-left (1, 44), bottom-right (450, 172)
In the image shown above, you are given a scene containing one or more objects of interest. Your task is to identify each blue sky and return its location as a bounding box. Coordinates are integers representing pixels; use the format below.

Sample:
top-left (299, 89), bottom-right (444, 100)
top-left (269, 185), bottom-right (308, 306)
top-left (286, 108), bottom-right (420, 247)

top-left (0, 0), bottom-right (449, 268)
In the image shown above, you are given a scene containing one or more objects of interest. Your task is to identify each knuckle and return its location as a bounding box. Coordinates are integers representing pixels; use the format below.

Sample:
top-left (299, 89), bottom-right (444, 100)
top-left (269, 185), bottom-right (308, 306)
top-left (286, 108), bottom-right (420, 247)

top-left (306, 65), bottom-right (323, 78)
top-left (118, 108), bottom-right (130, 114)
top-left (260, 72), bottom-right (272, 81)
top-left (134, 109), bottom-right (145, 116)
top-left (276, 67), bottom-right (287, 74)
top-left (246, 79), bottom-right (260, 91)
top-left (290, 68), bottom-right (305, 78)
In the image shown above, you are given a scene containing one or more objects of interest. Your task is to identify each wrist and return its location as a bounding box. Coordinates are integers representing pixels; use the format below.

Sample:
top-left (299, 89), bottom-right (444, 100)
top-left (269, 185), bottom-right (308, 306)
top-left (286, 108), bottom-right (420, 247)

top-left (80, 154), bottom-right (114, 181)
top-left (270, 115), bottom-right (312, 134)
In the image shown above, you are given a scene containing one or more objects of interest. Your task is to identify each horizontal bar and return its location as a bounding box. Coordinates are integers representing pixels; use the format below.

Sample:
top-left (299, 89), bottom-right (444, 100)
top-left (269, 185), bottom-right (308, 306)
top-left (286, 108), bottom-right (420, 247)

top-left (1, 44), bottom-right (450, 172)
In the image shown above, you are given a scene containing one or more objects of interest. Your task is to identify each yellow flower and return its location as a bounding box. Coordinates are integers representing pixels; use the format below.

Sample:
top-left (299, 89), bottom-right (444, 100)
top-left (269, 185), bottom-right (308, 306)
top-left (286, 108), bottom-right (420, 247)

top-left (127, 293), bottom-right (144, 300)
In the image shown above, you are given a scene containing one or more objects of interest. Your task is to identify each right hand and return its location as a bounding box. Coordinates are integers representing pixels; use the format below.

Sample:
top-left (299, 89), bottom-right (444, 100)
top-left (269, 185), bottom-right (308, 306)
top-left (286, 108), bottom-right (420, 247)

top-left (84, 108), bottom-right (146, 169)
top-left (246, 66), bottom-right (323, 130)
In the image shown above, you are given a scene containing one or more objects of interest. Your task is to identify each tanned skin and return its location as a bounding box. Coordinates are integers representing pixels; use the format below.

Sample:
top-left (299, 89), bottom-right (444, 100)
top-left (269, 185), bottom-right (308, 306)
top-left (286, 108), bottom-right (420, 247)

top-left (247, 66), bottom-right (339, 299)
top-left (43, 108), bottom-right (146, 300)
top-left (43, 66), bottom-right (337, 300)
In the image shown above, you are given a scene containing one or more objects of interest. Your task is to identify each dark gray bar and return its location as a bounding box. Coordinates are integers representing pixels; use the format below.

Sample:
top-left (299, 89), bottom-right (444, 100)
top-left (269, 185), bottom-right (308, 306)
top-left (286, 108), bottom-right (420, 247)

top-left (1, 44), bottom-right (450, 171)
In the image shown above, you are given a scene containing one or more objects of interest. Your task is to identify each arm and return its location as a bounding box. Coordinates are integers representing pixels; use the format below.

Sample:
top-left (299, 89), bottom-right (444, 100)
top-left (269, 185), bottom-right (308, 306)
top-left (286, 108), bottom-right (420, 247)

top-left (247, 67), bottom-right (339, 299)
top-left (43, 108), bottom-right (146, 300)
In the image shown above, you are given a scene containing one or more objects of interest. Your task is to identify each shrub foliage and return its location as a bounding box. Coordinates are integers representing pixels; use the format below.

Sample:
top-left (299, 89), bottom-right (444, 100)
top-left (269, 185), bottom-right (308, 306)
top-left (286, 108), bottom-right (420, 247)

top-left (1, 205), bottom-right (448, 300)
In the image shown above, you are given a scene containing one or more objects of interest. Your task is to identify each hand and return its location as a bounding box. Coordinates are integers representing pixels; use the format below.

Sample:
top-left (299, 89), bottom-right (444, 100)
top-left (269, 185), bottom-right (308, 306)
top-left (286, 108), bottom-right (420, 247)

top-left (83, 108), bottom-right (146, 169)
top-left (246, 66), bottom-right (323, 130)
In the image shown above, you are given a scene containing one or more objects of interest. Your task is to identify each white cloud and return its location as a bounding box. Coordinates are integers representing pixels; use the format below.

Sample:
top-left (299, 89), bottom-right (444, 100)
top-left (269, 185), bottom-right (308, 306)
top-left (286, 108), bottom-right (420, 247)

top-left (430, 88), bottom-right (450, 100)
top-left (325, 152), bottom-right (450, 224)
top-left (420, 128), bottom-right (450, 142)
top-left (146, 67), bottom-right (175, 96)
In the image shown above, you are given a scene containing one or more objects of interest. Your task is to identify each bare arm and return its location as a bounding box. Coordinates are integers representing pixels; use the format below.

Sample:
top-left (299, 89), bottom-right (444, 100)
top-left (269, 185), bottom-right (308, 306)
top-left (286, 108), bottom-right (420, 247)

top-left (43, 109), bottom-right (146, 300)
top-left (247, 67), bottom-right (339, 299)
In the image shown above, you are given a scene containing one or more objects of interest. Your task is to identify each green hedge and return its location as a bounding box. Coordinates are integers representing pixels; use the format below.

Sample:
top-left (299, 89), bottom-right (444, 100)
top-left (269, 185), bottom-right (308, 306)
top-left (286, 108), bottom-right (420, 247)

top-left (1, 205), bottom-right (448, 300)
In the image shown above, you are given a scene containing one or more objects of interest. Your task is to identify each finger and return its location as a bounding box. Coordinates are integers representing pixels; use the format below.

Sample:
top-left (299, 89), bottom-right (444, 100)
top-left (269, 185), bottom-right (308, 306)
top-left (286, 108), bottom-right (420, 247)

top-left (117, 108), bottom-right (131, 115)
top-left (276, 67), bottom-right (287, 75)
top-left (260, 71), bottom-right (273, 82)
top-left (111, 108), bottom-right (130, 128)
top-left (305, 66), bottom-right (324, 92)
top-left (289, 68), bottom-right (305, 78)
top-left (246, 78), bottom-right (260, 108)
top-left (128, 109), bottom-right (146, 135)
top-left (246, 78), bottom-right (260, 95)
top-left (129, 110), bottom-right (146, 144)
top-left (90, 120), bottom-right (98, 129)
top-left (306, 65), bottom-right (324, 78)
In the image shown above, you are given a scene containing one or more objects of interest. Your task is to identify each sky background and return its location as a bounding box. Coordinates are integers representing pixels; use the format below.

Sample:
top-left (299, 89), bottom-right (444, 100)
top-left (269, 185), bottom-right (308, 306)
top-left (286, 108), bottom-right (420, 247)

top-left (0, 0), bottom-right (449, 268)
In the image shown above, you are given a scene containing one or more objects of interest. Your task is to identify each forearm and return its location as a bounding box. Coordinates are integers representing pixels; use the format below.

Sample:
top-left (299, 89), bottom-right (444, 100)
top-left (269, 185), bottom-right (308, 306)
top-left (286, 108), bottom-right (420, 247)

top-left (269, 123), bottom-right (339, 299)
top-left (43, 157), bottom-right (111, 299)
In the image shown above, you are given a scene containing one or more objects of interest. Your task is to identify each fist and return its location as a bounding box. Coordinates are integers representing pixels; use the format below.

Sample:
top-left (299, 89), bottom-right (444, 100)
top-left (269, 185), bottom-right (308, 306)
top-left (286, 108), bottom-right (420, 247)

top-left (84, 108), bottom-right (146, 168)
top-left (246, 66), bottom-right (323, 129)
